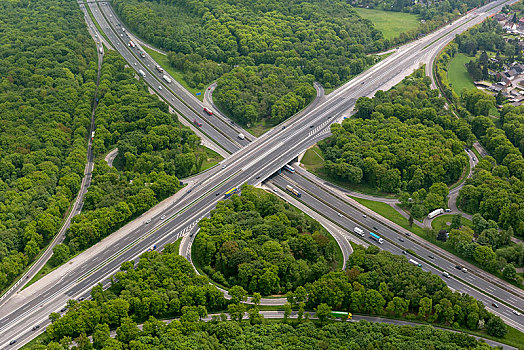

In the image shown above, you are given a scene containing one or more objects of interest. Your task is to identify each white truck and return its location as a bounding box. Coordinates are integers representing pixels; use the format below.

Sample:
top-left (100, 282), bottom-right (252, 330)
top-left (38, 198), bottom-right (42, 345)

top-left (428, 208), bottom-right (444, 219)
top-left (354, 227), bottom-right (365, 237)
top-left (409, 259), bottom-right (422, 267)
top-left (162, 75), bottom-right (171, 83)
top-left (138, 69), bottom-right (146, 78)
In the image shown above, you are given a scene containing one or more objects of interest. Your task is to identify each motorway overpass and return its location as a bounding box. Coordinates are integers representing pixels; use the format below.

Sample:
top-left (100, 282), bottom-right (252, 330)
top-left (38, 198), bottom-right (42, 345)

top-left (1, 0), bottom-right (523, 348)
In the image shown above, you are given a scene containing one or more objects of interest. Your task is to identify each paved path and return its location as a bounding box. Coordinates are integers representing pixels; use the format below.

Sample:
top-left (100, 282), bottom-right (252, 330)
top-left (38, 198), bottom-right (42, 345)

top-left (104, 148), bottom-right (118, 167)
top-left (298, 145), bottom-right (477, 229)
top-left (0, 17), bottom-right (104, 306)
top-left (95, 311), bottom-right (515, 350)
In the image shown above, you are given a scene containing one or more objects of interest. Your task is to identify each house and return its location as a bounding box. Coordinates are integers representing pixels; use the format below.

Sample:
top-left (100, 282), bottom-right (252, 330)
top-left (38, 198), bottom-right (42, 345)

top-left (488, 84), bottom-right (505, 92)
top-left (494, 13), bottom-right (507, 21)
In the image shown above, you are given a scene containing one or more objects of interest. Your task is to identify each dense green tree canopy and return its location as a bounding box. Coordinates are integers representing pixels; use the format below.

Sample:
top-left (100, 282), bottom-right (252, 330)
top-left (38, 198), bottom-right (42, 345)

top-left (112, 0), bottom-right (384, 124)
top-left (0, 0), bottom-right (96, 292)
top-left (64, 50), bottom-right (207, 254)
top-left (193, 185), bottom-right (341, 295)
top-left (318, 70), bottom-right (469, 200)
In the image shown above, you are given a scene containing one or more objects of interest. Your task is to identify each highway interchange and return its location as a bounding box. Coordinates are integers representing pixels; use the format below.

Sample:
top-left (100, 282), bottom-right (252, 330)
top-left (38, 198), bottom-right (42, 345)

top-left (0, 0), bottom-right (523, 348)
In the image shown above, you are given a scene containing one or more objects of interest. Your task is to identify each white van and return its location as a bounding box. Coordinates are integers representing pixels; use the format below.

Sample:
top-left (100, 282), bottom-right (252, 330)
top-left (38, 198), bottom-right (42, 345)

top-left (354, 227), bottom-right (365, 236)
top-left (238, 133), bottom-right (245, 140)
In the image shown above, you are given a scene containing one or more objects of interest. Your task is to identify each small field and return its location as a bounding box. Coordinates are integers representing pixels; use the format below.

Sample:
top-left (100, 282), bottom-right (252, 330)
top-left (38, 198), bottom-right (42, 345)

top-left (245, 119), bottom-right (274, 137)
top-left (353, 8), bottom-right (421, 40)
top-left (142, 47), bottom-right (204, 101)
top-left (447, 53), bottom-right (476, 95)
top-left (431, 214), bottom-right (472, 231)
top-left (301, 145), bottom-right (324, 172)
top-left (350, 196), bottom-right (426, 236)
top-left (200, 147), bottom-right (223, 172)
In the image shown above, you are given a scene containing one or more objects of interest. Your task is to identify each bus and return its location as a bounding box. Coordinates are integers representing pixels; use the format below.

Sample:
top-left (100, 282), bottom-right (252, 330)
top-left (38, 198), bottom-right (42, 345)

top-left (224, 187), bottom-right (239, 199)
top-left (369, 232), bottom-right (384, 244)
top-left (286, 185), bottom-right (301, 198)
top-left (329, 311), bottom-right (352, 320)
top-left (409, 259), bottom-right (422, 267)
top-left (283, 164), bottom-right (295, 173)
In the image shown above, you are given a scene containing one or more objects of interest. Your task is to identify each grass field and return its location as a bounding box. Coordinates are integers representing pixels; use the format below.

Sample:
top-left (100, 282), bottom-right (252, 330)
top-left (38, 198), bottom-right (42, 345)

top-left (353, 8), bottom-right (421, 40)
top-left (301, 145), bottom-right (324, 172)
top-left (349, 196), bottom-right (426, 236)
top-left (431, 214), bottom-right (472, 231)
top-left (245, 119), bottom-right (274, 137)
top-left (142, 47), bottom-right (204, 101)
top-left (447, 53), bottom-right (476, 95)
top-left (200, 147), bottom-right (223, 172)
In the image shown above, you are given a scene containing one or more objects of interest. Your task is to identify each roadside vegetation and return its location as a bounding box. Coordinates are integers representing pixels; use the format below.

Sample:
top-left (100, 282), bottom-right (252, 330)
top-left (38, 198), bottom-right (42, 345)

top-left (193, 185), bottom-right (342, 295)
top-left (24, 243), bottom-right (519, 349)
top-left (350, 0), bottom-right (487, 44)
top-left (0, 0), bottom-right (97, 294)
top-left (58, 50), bottom-right (209, 257)
top-left (112, 0), bottom-right (383, 128)
top-left (432, 15), bottom-right (524, 283)
top-left (316, 69), bottom-right (473, 220)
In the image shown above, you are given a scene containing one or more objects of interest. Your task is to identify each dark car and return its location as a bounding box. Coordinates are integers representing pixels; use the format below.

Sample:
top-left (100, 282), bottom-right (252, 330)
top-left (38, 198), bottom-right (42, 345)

top-left (32, 325), bottom-right (40, 331)
top-left (373, 226), bottom-right (378, 230)
top-left (256, 176), bottom-right (260, 179)
top-left (215, 192), bottom-right (220, 196)
top-left (455, 265), bottom-right (462, 270)
top-left (405, 232), bottom-right (411, 236)
top-left (310, 125), bottom-right (314, 128)
top-left (398, 238), bottom-right (404, 242)
top-left (428, 255), bottom-right (435, 259)
top-left (10, 340), bottom-right (17, 345)
top-left (61, 308), bottom-right (67, 312)
top-left (402, 250), bottom-right (407, 255)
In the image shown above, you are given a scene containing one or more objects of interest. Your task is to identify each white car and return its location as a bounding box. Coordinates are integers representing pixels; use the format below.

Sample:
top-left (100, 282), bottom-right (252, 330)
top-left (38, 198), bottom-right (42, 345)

top-left (160, 215), bottom-right (166, 220)
top-left (462, 267), bottom-right (468, 273)
top-left (512, 310), bottom-right (522, 316)
top-left (145, 219), bottom-right (151, 224)
top-left (158, 86), bottom-right (162, 90)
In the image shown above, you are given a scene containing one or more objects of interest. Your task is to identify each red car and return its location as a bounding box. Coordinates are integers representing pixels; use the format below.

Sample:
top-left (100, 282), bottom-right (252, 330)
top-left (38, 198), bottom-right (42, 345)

top-left (193, 119), bottom-right (202, 127)
top-left (203, 107), bottom-right (213, 116)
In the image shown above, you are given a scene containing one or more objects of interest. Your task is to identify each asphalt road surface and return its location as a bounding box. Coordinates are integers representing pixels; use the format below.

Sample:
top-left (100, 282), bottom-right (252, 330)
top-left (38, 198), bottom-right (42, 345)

top-left (1, 0), bottom-right (522, 348)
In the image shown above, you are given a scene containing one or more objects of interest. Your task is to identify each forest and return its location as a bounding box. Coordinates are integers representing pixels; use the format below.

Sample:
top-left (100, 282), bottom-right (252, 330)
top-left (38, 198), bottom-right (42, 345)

top-left (193, 185), bottom-right (341, 295)
top-left (318, 69), bottom-right (471, 218)
top-left (0, 0), bottom-right (97, 293)
top-left (60, 50), bottom-right (207, 257)
top-left (430, 15), bottom-right (524, 281)
top-left (34, 319), bottom-right (495, 349)
top-left (294, 246), bottom-right (507, 336)
top-left (112, 0), bottom-right (383, 125)
top-left (28, 244), bottom-right (506, 349)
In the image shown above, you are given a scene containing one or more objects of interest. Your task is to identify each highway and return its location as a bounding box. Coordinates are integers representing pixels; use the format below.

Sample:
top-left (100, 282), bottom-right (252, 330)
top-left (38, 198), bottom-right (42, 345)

top-left (86, 0), bottom-right (252, 154)
top-left (1, 0), bottom-right (523, 348)
top-left (269, 172), bottom-right (524, 330)
top-left (0, 15), bottom-right (105, 308)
